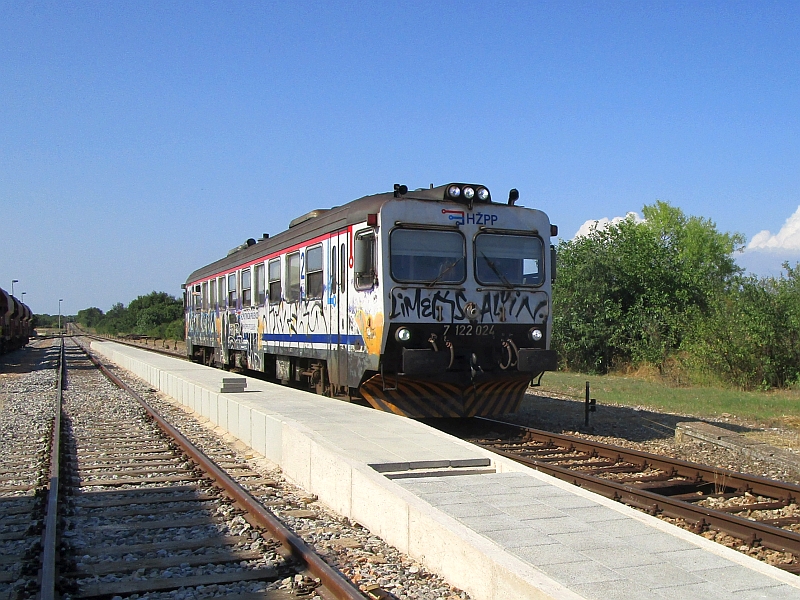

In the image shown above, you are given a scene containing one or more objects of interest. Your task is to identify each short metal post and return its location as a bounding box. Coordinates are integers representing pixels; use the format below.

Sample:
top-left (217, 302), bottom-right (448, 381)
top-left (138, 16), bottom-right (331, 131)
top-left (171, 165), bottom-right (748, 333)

top-left (584, 381), bottom-right (596, 426)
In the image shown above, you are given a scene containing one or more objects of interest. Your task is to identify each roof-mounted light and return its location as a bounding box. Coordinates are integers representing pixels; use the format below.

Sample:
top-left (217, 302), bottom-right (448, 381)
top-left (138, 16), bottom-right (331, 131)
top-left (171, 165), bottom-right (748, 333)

top-left (447, 185), bottom-right (462, 198)
top-left (444, 183), bottom-right (491, 206)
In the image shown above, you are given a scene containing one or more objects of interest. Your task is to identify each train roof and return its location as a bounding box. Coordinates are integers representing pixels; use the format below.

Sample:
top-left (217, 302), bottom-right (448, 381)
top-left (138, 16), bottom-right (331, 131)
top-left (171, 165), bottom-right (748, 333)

top-left (186, 188), bottom-right (394, 284)
top-left (185, 183), bottom-right (515, 285)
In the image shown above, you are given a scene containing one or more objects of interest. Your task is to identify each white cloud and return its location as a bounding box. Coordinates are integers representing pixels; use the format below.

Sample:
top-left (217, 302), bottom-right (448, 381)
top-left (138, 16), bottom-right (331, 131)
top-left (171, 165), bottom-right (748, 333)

top-left (747, 205), bottom-right (800, 250)
top-left (736, 249), bottom-right (800, 278)
top-left (573, 212), bottom-right (643, 239)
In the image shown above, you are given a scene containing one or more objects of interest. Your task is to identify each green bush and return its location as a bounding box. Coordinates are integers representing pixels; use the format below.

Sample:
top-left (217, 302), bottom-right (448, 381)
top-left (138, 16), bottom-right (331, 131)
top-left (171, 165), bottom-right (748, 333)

top-left (684, 264), bottom-right (800, 389)
top-left (553, 201), bottom-right (744, 374)
top-left (86, 292), bottom-right (185, 340)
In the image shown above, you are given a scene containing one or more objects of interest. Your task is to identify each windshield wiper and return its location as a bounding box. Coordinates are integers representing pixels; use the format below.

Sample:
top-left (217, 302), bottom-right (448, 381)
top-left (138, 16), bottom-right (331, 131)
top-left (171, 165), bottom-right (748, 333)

top-left (427, 257), bottom-right (463, 287)
top-left (480, 252), bottom-right (513, 288)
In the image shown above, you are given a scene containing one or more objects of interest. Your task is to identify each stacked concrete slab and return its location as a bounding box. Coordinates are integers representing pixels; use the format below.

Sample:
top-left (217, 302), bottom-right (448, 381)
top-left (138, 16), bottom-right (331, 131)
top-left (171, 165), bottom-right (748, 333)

top-left (90, 340), bottom-right (800, 600)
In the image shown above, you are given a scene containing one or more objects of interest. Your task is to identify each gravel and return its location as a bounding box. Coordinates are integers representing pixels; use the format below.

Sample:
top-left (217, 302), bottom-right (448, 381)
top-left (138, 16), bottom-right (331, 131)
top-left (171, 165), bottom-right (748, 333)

top-left (511, 390), bottom-right (800, 483)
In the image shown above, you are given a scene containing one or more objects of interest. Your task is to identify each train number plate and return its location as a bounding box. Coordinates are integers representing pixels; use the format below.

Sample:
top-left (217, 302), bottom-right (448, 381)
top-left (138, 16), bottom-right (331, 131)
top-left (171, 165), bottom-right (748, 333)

top-left (444, 324), bottom-right (495, 337)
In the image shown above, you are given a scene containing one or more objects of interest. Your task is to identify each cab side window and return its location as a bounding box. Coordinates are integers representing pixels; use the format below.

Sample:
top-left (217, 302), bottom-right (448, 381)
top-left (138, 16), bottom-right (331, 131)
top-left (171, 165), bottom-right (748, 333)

top-left (354, 230), bottom-right (376, 290)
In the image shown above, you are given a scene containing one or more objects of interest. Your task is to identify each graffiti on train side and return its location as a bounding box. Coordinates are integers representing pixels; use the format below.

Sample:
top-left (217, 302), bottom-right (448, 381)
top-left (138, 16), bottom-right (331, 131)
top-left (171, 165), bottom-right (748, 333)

top-left (189, 311), bottom-right (218, 345)
top-left (267, 299), bottom-right (329, 336)
top-left (389, 288), bottom-right (548, 323)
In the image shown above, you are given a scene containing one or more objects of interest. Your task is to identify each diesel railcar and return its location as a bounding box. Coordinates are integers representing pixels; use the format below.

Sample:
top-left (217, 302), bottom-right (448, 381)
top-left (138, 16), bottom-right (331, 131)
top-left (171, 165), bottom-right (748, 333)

top-left (0, 288), bottom-right (33, 354)
top-left (184, 183), bottom-right (557, 418)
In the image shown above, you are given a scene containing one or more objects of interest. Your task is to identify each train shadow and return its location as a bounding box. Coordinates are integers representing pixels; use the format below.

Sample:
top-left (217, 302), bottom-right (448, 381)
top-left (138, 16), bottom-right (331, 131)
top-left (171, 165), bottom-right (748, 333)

top-left (0, 343), bottom-right (59, 374)
top-left (499, 390), bottom-right (758, 443)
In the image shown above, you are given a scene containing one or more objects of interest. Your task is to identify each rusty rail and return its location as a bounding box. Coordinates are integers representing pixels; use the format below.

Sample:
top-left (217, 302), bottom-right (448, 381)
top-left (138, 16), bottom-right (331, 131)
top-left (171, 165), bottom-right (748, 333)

top-left (38, 336), bottom-right (64, 600)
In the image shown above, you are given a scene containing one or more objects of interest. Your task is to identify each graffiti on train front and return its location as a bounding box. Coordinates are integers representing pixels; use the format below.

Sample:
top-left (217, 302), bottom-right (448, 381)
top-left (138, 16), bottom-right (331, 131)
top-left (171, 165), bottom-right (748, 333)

top-left (389, 288), bottom-right (548, 324)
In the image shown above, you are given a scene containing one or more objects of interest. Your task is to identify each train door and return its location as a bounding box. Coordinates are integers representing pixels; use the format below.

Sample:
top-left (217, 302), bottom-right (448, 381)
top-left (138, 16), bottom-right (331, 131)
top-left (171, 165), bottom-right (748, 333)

top-left (333, 229), bottom-right (349, 392)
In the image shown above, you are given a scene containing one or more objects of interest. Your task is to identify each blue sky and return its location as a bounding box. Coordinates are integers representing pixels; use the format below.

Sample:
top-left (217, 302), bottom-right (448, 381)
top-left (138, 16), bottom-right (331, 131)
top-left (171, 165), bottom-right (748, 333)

top-left (2, 1), bottom-right (799, 315)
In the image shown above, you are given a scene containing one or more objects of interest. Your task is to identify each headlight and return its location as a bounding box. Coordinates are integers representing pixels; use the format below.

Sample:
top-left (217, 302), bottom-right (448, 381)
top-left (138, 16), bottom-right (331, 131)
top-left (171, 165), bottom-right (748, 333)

top-left (396, 327), bottom-right (412, 342)
top-left (477, 187), bottom-right (490, 201)
top-left (529, 328), bottom-right (543, 342)
top-left (447, 185), bottom-right (461, 198)
top-left (463, 186), bottom-right (475, 200)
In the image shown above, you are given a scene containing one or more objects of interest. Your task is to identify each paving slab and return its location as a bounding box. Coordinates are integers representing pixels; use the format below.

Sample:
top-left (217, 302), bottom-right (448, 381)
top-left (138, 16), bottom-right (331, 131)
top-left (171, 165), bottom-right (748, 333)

top-left (91, 340), bottom-right (800, 600)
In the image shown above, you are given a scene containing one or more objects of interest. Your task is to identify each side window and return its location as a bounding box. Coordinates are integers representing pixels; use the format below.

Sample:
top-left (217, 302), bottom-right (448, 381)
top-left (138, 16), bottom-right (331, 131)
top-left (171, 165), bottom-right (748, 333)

top-left (209, 278), bottom-right (216, 307)
top-left (255, 263), bottom-right (266, 305)
top-left (218, 278), bottom-right (226, 308)
top-left (331, 246), bottom-right (337, 293)
top-left (354, 230), bottom-right (376, 290)
top-left (227, 273), bottom-right (237, 306)
top-left (202, 281), bottom-right (208, 310)
top-left (306, 245), bottom-right (323, 299)
top-left (241, 268), bottom-right (252, 306)
top-left (340, 242), bottom-right (346, 293)
top-left (193, 284), bottom-right (201, 309)
top-left (268, 259), bottom-right (281, 303)
top-left (286, 252), bottom-right (301, 302)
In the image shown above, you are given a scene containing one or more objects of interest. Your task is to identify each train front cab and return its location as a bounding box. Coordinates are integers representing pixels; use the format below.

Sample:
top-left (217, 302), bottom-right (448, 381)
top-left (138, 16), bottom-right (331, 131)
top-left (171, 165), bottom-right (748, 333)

top-left (358, 184), bottom-right (557, 418)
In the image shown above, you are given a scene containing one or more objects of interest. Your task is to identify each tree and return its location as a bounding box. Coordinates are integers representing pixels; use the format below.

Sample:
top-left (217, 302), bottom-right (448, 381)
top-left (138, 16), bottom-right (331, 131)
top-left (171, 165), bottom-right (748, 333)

top-left (88, 292), bottom-right (184, 339)
top-left (685, 263), bottom-right (800, 389)
top-left (552, 201), bottom-right (744, 373)
top-left (77, 307), bottom-right (104, 328)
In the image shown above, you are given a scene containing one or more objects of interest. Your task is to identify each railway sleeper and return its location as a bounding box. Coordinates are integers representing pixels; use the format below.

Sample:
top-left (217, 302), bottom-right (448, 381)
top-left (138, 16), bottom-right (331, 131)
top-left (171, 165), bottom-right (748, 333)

top-left (72, 567), bottom-right (282, 599)
top-left (634, 479), bottom-right (728, 496)
top-left (68, 535), bottom-right (250, 558)
top-left (714, 500), bottom-right (791, 513)
top-left (68, 548), bottom-right (267, 577)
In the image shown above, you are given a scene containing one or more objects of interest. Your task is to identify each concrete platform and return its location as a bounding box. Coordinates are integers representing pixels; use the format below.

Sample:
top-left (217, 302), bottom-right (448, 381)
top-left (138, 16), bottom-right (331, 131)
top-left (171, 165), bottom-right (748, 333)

top-left (90, 340), bottom-right (800, 600)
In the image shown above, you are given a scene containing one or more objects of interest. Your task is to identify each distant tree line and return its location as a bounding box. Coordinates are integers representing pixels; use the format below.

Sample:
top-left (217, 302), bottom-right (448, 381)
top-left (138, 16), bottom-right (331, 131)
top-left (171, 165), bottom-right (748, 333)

top-left (553, 201), bottom-right (800, 390)
top-left (76, 291), bottom-right (184, 340)
top-left (32, 314), bottom-right (68, 328)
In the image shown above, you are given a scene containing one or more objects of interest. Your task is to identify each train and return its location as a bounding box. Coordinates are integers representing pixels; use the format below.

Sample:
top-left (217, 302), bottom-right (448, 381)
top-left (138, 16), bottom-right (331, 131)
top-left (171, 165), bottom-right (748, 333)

top-left (184, 182), bottom-right (557, 418)
top-left (0, 288), bottom-right (33, 354)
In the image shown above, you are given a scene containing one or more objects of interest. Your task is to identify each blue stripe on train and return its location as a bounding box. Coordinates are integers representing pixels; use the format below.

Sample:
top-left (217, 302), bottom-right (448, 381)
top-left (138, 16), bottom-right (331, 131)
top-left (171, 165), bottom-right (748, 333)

top-left (261, 333), bottom-right (364, 345)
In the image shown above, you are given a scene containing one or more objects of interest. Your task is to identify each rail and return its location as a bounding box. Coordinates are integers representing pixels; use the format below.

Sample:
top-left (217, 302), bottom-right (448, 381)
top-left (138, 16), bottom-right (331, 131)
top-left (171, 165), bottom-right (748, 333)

top-left (38, 336), bottom-right (63, 600)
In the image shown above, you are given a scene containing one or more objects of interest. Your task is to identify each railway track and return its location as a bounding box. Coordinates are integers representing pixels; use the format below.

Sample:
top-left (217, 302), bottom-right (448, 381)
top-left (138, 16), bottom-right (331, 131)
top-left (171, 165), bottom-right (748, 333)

top-left (0, 339), bottom-right (61, 599)
top-left (26, 338), bottom-right (366, 600)
top-left (438, 417), bottom-right (800, 573)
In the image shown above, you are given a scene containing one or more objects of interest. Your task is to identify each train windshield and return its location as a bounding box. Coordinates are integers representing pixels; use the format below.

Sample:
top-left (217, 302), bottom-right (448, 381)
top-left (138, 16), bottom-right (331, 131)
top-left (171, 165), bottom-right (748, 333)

top-left (390, 229), bottom-right (466, 284)
top-left (475, 233), bottom-right (544, 287)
